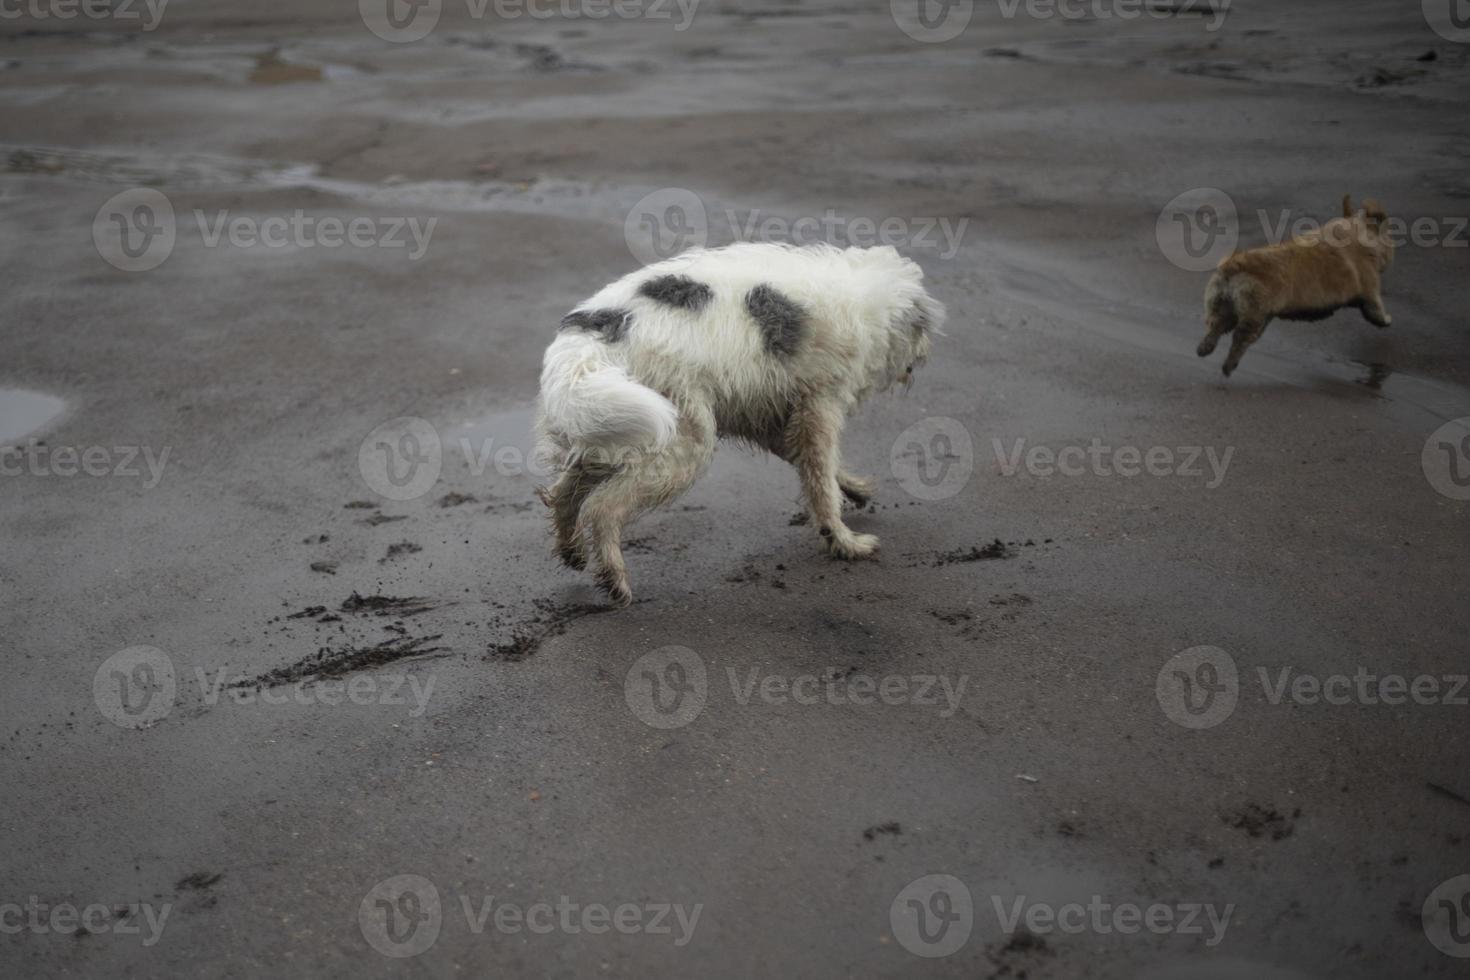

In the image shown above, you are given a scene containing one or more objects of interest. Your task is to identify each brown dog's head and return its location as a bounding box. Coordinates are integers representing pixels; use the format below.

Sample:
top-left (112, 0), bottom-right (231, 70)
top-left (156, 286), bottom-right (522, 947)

top-left (1342, 195), bottom-right (1396, 268)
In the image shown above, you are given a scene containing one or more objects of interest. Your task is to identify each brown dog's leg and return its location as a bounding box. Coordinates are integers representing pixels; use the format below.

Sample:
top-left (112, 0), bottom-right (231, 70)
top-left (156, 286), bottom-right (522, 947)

top-left (1197, 323), bottom-right (1229, 358)
top-left (1198, 276), bottom-right (1236, 357)
top-left (1221, 316), bottom-right (1269, 377)
top-left (786, 398), bottom-right (877, 559)
top-left (1359, 276), bottom-right (1393, 328)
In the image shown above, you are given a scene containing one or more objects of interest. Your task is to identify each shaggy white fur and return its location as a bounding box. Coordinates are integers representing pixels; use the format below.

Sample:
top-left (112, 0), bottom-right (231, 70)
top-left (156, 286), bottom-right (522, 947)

top-left (537, 242), bottom-right (942, 605)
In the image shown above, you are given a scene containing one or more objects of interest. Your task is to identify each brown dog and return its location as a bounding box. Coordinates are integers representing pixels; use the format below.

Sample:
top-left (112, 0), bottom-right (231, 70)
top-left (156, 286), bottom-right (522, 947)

top-left (1197, 196), bottom-right (1396, 376)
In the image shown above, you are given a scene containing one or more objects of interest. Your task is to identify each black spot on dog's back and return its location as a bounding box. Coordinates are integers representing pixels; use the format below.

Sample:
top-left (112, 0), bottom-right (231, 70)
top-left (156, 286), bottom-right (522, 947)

top-left (638, 274), bottom-right (713, 311)
top-left (560, 308), bottom-right (633, 342)
top-left (745, 284), bottom-right (807, 357)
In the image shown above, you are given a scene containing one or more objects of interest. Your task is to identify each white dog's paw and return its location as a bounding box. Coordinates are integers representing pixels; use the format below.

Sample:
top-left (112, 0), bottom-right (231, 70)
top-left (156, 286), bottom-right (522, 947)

top-left (826, 530), bottom-right (879, 560)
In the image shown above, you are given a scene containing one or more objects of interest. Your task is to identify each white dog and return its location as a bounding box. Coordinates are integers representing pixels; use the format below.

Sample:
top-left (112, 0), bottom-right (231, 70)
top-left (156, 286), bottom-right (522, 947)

top-left (536, 242), bottom-right (942, 605)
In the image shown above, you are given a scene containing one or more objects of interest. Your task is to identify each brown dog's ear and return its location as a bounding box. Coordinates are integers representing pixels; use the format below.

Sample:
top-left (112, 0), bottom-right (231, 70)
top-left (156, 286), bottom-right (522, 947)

top-left (1362, 198), bottom-right (1388, 228)
top-left (1342, 194), bottom-right (1353, 218)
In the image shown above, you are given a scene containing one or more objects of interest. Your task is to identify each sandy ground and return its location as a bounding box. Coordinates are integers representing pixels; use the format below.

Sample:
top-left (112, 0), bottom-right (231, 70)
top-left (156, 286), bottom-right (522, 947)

top-left (2, 1), bottom-right (1469, 977)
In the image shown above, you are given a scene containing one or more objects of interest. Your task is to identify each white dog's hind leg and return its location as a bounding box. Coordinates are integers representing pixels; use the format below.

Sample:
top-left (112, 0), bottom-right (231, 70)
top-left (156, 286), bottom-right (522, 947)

top-left (539, 463), bottom-right (609, 570)
top-left (576, 412), bottom-right (714, 605)
top-left (787, 398), bottom-right (878, 559)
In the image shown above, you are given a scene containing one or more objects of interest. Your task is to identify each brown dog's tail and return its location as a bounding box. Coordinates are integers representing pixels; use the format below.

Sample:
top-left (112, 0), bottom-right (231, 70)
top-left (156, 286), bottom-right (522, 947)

top-left (1342, 194), bottom-right (1353, 218)
top-left (1214, 249), bottom-right (1248, 277)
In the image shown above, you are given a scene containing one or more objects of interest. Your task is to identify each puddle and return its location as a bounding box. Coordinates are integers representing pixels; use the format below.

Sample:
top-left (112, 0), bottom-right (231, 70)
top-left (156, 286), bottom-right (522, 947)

top-left (0, 142), bottom-right (621, 224)
top-left (5, 148), bottom-right (65, 176)
top-left (0, 388), bottom-right (65, 447)
top-left (250, 51), bottom-right (323, 86)
top-left (1353, 360), bottom-right (1392, 393)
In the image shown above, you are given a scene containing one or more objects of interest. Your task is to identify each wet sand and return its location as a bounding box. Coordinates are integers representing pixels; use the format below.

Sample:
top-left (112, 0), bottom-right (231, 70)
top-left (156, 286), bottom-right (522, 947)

top-left (2, 1), bottom-right (1468, 977)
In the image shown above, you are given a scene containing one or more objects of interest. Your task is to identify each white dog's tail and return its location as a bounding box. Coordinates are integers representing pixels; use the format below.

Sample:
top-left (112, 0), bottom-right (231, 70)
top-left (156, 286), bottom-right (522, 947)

top-left (539, 330), bottom-right (679, 454)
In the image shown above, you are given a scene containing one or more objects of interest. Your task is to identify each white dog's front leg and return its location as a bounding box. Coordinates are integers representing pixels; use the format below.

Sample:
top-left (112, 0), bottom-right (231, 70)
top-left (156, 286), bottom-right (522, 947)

top-left (787, 399), bottom-right (878, 559)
